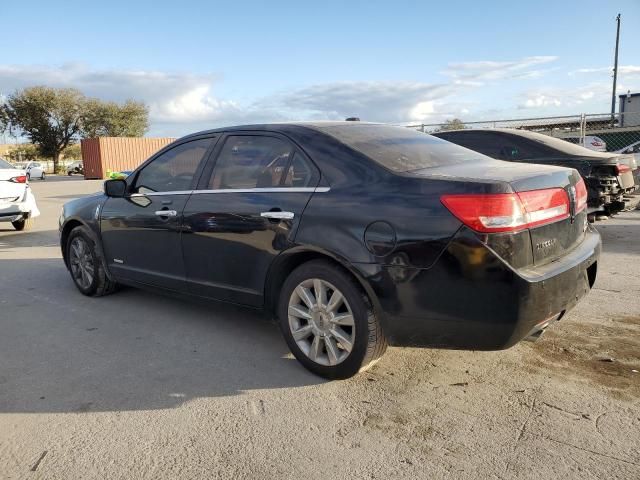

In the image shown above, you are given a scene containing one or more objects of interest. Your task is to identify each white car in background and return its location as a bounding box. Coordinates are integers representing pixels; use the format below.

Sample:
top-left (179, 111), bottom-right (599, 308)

top-left (15, 161), bottom-right (46, 180)
top-left (0, 157), bottom-right (40, 231)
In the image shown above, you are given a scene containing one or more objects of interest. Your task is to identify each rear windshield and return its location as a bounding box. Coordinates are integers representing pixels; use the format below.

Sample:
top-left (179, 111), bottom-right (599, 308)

top-left (0, 157), bottom-right (15, 169)
top-left (318, 124), bottom-right (488, 172)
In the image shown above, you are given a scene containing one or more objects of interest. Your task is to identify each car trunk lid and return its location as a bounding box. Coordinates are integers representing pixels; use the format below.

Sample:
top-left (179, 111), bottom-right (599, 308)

top-left (0, 169), bottom-right (28, 204)
top-left (412, 159), bottom-right (587, 267)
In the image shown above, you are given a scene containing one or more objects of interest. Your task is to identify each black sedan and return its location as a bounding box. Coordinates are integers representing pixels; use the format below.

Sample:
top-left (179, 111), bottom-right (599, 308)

top-left (433, 128), bottom-right (638, 215)
top-left (59, 123), bottom-right (600, 379)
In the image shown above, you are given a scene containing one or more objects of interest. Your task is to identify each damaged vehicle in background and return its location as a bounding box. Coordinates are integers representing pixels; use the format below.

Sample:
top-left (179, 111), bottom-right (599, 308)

top-left (433, 128), bottom-right (639, 217)
top-left (59, 123), bottom-right (600, 379)
top-left (0, 157), bottom-right (40, 230)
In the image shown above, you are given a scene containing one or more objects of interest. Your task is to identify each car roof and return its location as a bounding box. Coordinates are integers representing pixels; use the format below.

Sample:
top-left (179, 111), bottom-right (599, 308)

top-left (180, 121), bottom-right (385, 139)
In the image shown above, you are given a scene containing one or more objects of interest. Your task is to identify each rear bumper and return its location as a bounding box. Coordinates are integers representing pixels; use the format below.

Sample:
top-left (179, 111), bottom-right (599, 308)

top-left (0, 203), bottom-right (27, 222)
top-left (354, 227), bottom-right (601, 350)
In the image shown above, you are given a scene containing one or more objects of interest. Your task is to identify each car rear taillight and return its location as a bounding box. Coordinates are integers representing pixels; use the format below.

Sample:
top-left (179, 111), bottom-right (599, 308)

top-left (9, 175), bottom-right (27, 184)
top-left (591, 141), bottom-right (603, 147)
top-left (441, 188), bottom-right (570, 233)
top-left (616, 164), bottom-right (631, 174)
top-left (575, 178), bottom-right (588, 213)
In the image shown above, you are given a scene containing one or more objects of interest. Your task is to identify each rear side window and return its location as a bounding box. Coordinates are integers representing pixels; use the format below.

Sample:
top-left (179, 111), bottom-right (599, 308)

top-left (208, 136), bottom-right (296, 189)
top-left (320, 125), bottom-right (488, 172)
top-left (134, 138), bottom-right (212, 193)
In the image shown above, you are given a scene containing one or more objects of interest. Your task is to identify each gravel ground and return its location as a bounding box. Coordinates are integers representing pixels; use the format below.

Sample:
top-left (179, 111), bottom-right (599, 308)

top-left (1, 177), bottom-right (639, 479)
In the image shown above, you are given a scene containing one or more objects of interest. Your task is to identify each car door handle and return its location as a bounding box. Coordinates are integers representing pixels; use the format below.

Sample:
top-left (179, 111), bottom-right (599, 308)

top-left (155, 210), bottom-right (177, 217)
top-left (260, 211), bottom-right (294, 220)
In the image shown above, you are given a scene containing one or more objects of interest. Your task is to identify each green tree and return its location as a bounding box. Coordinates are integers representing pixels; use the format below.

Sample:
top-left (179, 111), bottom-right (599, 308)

top-left (3, 87), bottom-right (85, 170)
top-left (437, 118), bottom-right (466, 131)
top-left (82, 99), bottom-right (148, 138)
top-left (2, 86), bottom-right (149, 171)
top-left (7, 143), bottom-right (39, 162)
top-left (62, 143), bottom-right (82, 160)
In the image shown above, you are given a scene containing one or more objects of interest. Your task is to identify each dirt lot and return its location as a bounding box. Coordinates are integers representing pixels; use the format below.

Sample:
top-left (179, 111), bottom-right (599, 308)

top-left (1, 177), bottom-right (639, 479)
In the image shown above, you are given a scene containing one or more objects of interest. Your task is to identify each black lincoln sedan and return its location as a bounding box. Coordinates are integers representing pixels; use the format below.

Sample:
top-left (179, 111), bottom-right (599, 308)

top-left (60, 123), bottom-right (600, 379)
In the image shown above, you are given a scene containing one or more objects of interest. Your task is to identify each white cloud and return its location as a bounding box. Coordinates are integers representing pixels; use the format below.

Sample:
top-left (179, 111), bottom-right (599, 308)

top-left (442, 56), bottom-right (559, 85)
top-left (0, 64), bottom-right (258, 134)
top-left (263, 81), bottom-right (463, 123)
top-left (517, 82), bottom-right (612, 110)
top-left (3, 56), bottom-right (598, 135)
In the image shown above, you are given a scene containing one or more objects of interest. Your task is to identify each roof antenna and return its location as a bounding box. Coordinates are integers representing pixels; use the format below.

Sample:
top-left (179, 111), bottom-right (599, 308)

top-left (345, 117), bottom-right (360, 121)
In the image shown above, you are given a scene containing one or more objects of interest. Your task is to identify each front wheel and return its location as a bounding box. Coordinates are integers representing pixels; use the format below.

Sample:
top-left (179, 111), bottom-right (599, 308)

top-left (278, 260), bottom-right (387, 379)
top-left (66, 227), bottom-right (118, 296)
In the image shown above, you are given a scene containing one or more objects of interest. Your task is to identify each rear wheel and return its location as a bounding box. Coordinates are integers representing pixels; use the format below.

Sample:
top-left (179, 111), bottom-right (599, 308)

top-left (11, 216), bottom-right (33, 231)
top-left (66, 226), bottom-right (118, 296)
top-left (41, 172), bottom-right (46, 180)
top-left (278, 260), bottom-right (387, 379)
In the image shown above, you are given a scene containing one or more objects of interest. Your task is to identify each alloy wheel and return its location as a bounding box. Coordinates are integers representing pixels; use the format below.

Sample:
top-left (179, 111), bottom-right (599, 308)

top-left (288, 278), bottom-right (356, 366)
top-left (69, 237), bottom-right (95, 290)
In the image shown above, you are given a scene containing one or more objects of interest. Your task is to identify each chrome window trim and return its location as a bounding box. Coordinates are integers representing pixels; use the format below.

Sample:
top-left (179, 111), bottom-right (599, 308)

top-left (128, 186), bottom-right (330, 198)
top-left (129, 191), bottom-right (193, 197)
top-left (192, 187), bottom-right (330, 194)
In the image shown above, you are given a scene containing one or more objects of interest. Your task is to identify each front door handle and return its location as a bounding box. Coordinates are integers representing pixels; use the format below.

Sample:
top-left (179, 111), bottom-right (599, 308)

top-left (155, 210), bottom-right (177, 217)
top-left (260, 211), bottom-right (294, 220)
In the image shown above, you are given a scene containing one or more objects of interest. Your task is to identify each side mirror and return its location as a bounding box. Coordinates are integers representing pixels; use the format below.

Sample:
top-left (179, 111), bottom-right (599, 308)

top-left (104, 179), bottom-right (127, 198)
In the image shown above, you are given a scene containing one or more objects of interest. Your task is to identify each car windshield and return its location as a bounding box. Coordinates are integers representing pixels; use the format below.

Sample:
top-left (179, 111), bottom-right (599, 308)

top-left (318, 124), bottom-right (488, 172)
top-left (0, 157), bottom-right (15, 169)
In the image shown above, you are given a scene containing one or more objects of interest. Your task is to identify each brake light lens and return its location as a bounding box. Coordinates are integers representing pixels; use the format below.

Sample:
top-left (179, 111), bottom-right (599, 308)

top-left (9, 175), bottom-right (27, 184)
top-left (441, 188), bottom-right (570, 233)
top-left (575, 178), bottom-right (588, 213)
top-left (616, 164), bottom-right (631, 174)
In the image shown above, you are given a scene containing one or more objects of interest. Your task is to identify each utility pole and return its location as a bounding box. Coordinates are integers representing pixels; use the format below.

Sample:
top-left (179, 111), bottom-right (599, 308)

top-left (610, 13), bottom-right (621, 122)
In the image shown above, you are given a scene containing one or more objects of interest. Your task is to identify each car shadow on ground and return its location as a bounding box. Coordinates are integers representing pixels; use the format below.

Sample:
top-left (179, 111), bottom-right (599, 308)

top-left (595, 217), bottom-right (640, 256)
top-left (35, 175), bottom-right (87, 182)
top-left (0, 229), bottom-right (59, 247)
top-left (47, 194), bottom-right (100, 201)
top-left (0, 258), bottom-right (324, 414)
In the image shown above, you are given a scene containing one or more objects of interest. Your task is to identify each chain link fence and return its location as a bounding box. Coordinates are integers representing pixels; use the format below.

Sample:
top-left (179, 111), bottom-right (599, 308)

top-left (403, 110), bottom-right (640, 155)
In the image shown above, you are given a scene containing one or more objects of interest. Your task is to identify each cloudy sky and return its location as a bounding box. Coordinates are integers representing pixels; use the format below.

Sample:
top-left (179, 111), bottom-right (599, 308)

top-left (1, 0), bottom-right (639, 137)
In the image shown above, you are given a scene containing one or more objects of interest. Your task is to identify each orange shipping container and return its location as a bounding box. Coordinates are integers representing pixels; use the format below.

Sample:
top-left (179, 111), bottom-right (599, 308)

top-left (80, 137), bottom-right (176, 179)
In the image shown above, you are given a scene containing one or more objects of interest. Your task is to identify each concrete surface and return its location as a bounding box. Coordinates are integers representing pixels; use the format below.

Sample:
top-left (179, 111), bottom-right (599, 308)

top-left (0, 176), bottom-right (638, 479)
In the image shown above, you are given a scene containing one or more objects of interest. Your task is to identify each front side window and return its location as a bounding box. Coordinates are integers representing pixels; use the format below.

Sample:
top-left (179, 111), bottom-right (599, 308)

top-left (208, 136), bottom-right (295, 189)
top-left (134, 138), bottom-right (212, 193)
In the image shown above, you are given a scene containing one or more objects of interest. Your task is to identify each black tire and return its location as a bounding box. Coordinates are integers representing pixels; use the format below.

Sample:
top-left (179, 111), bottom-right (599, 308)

top-left (41, 172), bottom-right (46, 180)
top-left (11, 216), bottom-right (33, 231)
top-left (278, 260), bottom-right (387, 379)
top-left (66, 226), bottom-right (118, 297)
top-left (26, 173), bottom-right (30, 181)
top-left (68, 171), bottom-right (72, 176)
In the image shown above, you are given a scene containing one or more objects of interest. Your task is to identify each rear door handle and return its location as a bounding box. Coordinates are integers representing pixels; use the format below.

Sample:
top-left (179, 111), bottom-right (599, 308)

top-left (260, 211), bottom-right (294, 220)
top-left (155, 210), bottom-right (177, 217)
